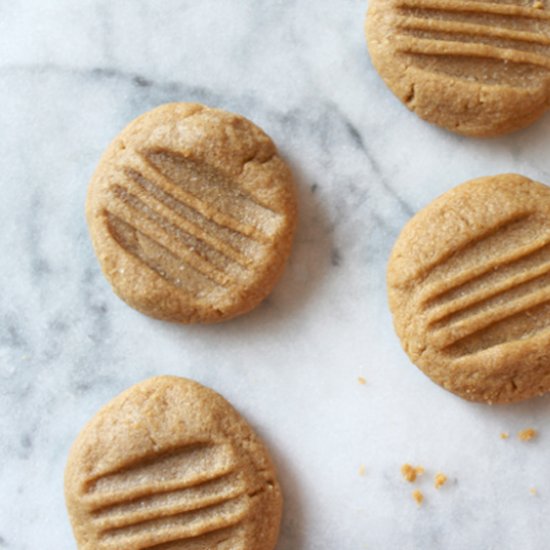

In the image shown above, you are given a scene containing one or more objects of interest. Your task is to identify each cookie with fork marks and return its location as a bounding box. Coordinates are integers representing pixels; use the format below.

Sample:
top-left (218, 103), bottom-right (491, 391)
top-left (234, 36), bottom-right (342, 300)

top-left (86, 103), bottom-right (297, 323)
top-left (366, 0), bottom-right (550, 136)
top-left (388, 174), bottom-right (550, 403)
top-left (65, 376), bottom-right (283, 550)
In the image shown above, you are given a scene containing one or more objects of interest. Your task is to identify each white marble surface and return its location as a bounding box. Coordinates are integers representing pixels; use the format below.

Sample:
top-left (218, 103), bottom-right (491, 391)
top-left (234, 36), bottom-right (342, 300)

top-left (2, 1), bottom-right (550, 549)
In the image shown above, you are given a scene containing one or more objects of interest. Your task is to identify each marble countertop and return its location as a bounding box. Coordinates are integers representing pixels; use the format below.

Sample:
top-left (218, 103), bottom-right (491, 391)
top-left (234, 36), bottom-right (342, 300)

top-left (2, 1), bottom-right (550, 549)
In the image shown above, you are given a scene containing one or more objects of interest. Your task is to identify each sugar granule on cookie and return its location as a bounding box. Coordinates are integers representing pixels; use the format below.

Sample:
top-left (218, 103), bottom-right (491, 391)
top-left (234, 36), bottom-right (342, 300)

top-left (434, 473), bottom-right (447, 489)
top-left (86, 103), bottom-right (297, 324)
top-left (64, 376), bottom-right (283, 550)
top-left (388, 174), bottom-right (550, 403)
top-left (519, 428), bottom-right (538, 441)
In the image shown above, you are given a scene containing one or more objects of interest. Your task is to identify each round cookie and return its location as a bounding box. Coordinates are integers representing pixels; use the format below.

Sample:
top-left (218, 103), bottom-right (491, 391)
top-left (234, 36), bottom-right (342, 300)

top-left (365, 0), bottom-right (550, 137)
top-left (65, 376), bottom-right (283, 550)
top-left (86, 103), bottom-right (297, 323)
top-left (388, 174), bottom-right (550, 403)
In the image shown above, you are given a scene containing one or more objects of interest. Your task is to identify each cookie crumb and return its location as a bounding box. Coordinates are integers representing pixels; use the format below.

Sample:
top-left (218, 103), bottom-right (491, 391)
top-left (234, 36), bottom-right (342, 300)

top-left (434, 473), bottom-right (447, 489)
top-left (500, 432), bottom-right (509, 440)
top-left (358, 464), bottom-right (366, 476)
top-left (534, 0), bottom-right (544, 9)
top-left (358, 376), bottom-right (367, 385)
top-left (412, 489), bottom-right (424, 506)
top-left (401, 464), bottom-right (424, 482)
top-left (530, 487), bottom-right (538, 496)
top-left (519, 428), bottom-right (537, 441)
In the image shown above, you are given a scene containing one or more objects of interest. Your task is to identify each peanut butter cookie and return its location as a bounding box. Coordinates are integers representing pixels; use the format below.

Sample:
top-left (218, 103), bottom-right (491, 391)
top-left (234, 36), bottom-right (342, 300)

top-left (86, 103), bottom-right (297, 323)
top-left (65, 376), bottom-right (283, 550)
top-left (388, 174), bottom-right (550, 403)
top-left (366, 0), bottom-right (550, 137)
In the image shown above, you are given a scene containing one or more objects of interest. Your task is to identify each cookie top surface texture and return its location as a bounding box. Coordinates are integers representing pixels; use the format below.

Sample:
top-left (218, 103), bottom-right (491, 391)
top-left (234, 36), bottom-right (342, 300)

top-left (86, 103), bottom-right (297, 323)
top-left (366, 0), bottom-right (550, 137)
top-left (388, 174), bottom-right (550, 403)
top-left (64, 376), bottom-right (283, 550)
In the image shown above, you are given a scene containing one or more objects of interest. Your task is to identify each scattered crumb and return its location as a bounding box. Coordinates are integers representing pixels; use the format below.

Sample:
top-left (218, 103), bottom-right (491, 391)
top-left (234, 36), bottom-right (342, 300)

top-left (434, 473), bottom-right (448, 489)
top-left (401, 464), bottom-right (416, 482)
top-left (358, 376), bottom-right (367, 385)
top-left (401, 463), bottom-right (424, 482)
top-left (534, 0), bottom-right (544, 9)
top-left (519, 428), bottom-right (537, 442)
top-left (412, 489), bottom-right (424, 506)
top-left (358, 464), bottom-right (366, 477)
top-left (530, 488), bottom-right (538, 496)
top-left (500, 432), bottom-right (509, 440)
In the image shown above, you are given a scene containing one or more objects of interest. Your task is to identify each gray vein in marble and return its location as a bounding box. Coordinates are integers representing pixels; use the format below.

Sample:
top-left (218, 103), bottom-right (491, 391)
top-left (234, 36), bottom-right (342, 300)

top-left (94, 0), bottom-right (115, 65)
top-left (331, 248), bottom-right (342, 267)
top-left (0, 316), bottom-right (28, 352)
top-left (328, 101), bottom-right (415, 220)
top-left (27, 191), bottom-right (52, 283)
top-left (0, 63), bottom-right (222, 104)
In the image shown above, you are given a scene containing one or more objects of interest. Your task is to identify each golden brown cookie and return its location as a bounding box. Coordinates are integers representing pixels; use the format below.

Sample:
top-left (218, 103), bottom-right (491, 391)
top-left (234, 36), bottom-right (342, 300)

top-left (388, 174), bottom-right (550, 403)
top-left (65, 376), bottom-right (283, 550)
top-left (86, 103), bottom-right (297, 323)
top-left (365, 0), bottom-right (550, 137)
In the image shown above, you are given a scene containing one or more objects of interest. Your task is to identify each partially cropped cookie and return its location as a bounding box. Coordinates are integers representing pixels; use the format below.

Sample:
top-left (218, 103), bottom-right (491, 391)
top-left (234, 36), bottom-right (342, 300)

top-left (86, 103), bottom-right (297, 323)
top-left (65, 376), bottom-right (282, 550)
top-left (388, 174), bottom-right (550, 403)
top-left (366, 1), bottom-right (550, 137)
